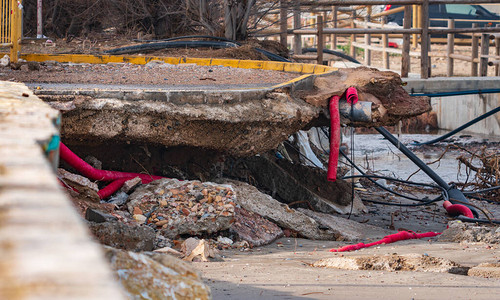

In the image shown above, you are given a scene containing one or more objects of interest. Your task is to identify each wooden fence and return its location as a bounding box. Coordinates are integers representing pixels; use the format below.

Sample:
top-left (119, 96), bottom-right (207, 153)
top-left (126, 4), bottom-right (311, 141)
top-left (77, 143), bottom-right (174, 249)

top-left (271, 0), bottom-right (500, 78)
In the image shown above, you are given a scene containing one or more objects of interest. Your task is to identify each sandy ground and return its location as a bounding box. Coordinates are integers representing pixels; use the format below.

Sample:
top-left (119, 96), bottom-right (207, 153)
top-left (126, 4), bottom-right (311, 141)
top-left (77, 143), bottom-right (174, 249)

top-left (193, 132), bottom-right (500, 300)
top-left (194, 237), bottom-right (499, 300)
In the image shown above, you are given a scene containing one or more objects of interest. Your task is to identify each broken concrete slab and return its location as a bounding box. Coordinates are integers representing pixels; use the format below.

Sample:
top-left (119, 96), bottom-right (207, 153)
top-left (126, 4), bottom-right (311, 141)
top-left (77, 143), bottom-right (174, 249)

top-left (230, 207), bottom-right (283, 247)
top-left (181, 237), bottom-right (219, 262)
top-left (39, 67), bottom-right (429, 157)
top-left (128, 178), bottom-right (236, 239)
top-left (297, 208), bottom-right (393, 241)
top-left (88, 221), bottom-right (155, 252)
top-left (242, 155), bottom-right (366, 215)
top-left (58, 168), bottom-right (100, 201)
top-left (227, 180), bottom-right (337, 240)
top-left (43, 90), bottom-right (319, 157)
top-left (85, 208), bottom-right (118, 223)
top-left (120, 176), bottom-right (142, 194)
top-left (313, 253), bottom-right (469, 275)
top-left (438, 221), bottom-right (500, 244)
top-left (468, 263), bottom-right (500, 278)
top-left (104, 247), bottom-right (211, 299)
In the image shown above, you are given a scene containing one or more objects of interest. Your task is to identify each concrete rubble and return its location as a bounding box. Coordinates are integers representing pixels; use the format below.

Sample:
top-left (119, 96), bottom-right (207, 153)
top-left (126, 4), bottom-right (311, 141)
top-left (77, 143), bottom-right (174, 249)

top-left (104, 246), bottom-right (212, 299)
top-left (230, 206), bottom-right (284, 247)
top-left (439, 221), bottom-right (500, 244)
top-left (468, 263), bottom-right (500, 278)
top-left (227, 180), bottom-right (337, 240)
top-left (127, 179), bottom-right (236, 239)
top-left (88, 221), bottom-right (156, 252)
top-left (242, 155), bottom-right (367, 215)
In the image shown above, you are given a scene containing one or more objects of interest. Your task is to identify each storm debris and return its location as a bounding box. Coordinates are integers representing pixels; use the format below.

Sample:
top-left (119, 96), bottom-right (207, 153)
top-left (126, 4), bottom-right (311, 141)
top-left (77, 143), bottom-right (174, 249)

top-left (127, 179), bottom-right (236, 239)
top-left (230, 207), bottom-right (284, 247)
top-left (227, 180), bottom-right (337, 240)
top-left (438, 221), bottom-right (500, 244)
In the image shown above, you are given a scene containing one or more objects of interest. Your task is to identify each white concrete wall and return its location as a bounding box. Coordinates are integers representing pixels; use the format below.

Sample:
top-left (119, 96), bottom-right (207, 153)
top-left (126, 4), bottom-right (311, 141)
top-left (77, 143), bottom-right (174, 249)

top-left (431, 93), bottom-right (500, 136)
top-left (483, 4), bottom-right (500, 14)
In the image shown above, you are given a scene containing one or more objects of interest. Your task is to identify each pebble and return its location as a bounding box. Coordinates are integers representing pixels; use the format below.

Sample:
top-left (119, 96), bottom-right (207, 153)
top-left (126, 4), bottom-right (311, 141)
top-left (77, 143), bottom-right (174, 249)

top-left (133, 214), bottom-right (147, 223)
top-left (133, 206), bottom-right (143, 215)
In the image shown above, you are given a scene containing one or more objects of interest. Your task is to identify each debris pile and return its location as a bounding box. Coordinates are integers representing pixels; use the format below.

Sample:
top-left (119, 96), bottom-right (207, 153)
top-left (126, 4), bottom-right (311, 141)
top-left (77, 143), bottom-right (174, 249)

top-left (127, 179), bottom-right (236, 238)
top-left (439, 221), bottom-right (500, 244)
top-left (313, 253), bottom-right (469, 275)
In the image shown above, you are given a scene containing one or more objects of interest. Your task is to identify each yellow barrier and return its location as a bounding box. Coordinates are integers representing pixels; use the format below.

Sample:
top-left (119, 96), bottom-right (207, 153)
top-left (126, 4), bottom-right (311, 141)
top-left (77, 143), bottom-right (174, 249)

top-left (0, 0), bottom-right (22, 62)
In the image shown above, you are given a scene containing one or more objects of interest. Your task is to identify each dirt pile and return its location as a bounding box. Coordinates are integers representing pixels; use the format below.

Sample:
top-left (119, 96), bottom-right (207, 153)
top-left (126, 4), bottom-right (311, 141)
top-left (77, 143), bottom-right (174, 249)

top-left (313, 253), bottom-right (469, 275)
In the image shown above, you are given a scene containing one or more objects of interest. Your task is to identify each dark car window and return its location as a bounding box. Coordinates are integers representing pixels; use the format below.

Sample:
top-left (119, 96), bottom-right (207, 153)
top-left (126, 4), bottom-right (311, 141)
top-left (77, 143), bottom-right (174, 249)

top-left (444, 4), bottom-right (477, 16)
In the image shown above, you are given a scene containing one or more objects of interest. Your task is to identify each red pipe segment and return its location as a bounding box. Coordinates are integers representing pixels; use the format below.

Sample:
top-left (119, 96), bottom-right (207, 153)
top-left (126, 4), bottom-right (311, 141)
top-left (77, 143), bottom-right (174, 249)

top-left (97, 178), bottom-right (133, 199)
top-left (327, 95), bottom-right (341, 182)
top-left (329, 230), bottom-right (441, 252)
top-left (443, 200), bottom-right (474, 218)
top-left (327, 87), bottom-right (359, 182)
top-left (59, 142), bottom-right (163, 184)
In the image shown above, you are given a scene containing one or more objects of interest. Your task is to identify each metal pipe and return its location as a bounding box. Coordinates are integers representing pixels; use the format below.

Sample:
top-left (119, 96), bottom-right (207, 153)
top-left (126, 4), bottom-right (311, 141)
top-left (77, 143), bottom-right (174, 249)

top-left (37, 0), bottom-right (43, 38)
top-left (339, 100), bottom-right (372, 122)
top-left (375, 126), bottom-right (478, 217)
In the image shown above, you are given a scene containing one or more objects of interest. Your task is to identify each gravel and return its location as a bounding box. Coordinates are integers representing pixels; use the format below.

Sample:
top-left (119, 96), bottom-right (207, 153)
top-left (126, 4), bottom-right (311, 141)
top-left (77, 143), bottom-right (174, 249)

top-left (0, 60), bottom-right (299, 86)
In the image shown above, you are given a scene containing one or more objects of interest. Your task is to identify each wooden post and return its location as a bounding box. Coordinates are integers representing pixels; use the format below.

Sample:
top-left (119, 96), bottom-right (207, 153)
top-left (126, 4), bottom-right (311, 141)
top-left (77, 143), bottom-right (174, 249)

top-left (317, 15), bottom-right (324, 65)
top-left (331, 6), bottom-right (338, 50)
top-left (480, 33), bottom-right (490, 77)
top-left (10, 0), bottom-right (21, 63)
top-left (293, 0), bottom-right (301, 55)
top-left (471, 23), bottom-right (479, 76)
top-left (412, 4), bottom-right (418, 48)
top-left (364, 7), bottom-right (372, 66)
top-left (382, 18), bottom-right (389, 69)
top-left (401, 6), bottom-right (411, 78)
top-left (446, 19), bottom-right (455, 77)
top-left (280, 0), bottom-right (288, 48)
top-left (420, 0), bottom-right (430, 79)
top-left (350, 10), bottom-right (357, 59)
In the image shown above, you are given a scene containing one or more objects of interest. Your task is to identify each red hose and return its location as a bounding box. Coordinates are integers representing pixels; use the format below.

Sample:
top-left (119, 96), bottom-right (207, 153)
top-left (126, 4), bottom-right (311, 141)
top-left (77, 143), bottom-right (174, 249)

top-left (443, 200), bottom-right (474, 218)
top-left (97, 178), bottom-right (132, 199)
top-left (329, 230), bottom-right (441, 252)
top-left (327, 95), bottom-right (341, 182)
top-left (327, 87), bottom-right (359, 182)
top-left (59, 142), bottom-right (163, 184)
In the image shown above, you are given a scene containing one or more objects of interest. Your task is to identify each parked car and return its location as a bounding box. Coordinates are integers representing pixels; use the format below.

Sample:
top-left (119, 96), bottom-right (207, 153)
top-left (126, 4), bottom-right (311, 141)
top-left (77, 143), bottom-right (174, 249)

top-left (386, 4), bottom-right (500, 33)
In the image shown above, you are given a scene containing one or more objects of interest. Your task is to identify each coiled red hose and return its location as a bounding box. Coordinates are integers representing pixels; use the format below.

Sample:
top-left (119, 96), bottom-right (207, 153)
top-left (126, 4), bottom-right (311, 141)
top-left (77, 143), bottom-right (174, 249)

top-left (443, 200), bottom-right (474, 218)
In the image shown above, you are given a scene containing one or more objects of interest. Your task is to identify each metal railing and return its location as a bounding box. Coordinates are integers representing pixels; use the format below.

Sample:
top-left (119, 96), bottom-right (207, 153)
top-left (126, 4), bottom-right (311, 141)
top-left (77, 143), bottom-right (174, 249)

top-left (0, 0), bottom-right (22, 63)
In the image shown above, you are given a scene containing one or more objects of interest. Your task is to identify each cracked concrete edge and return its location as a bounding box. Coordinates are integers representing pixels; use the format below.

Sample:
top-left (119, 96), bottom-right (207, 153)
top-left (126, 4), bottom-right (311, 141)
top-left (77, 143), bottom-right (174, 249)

top-left (21, 53), bottom-right (333, 99)
top-left (0, 81), bottom-right (126, 299)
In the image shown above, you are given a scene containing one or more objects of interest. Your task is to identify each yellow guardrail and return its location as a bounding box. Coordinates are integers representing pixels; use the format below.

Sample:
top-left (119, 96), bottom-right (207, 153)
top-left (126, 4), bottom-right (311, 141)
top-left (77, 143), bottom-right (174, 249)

top-left (0, 0), bottom-right (22, 62)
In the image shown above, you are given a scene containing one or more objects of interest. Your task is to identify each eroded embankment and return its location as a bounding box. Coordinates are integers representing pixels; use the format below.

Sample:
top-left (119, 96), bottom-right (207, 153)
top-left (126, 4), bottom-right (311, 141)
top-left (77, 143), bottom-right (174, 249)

top-left (36, 65), bottom-right (431, 157)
